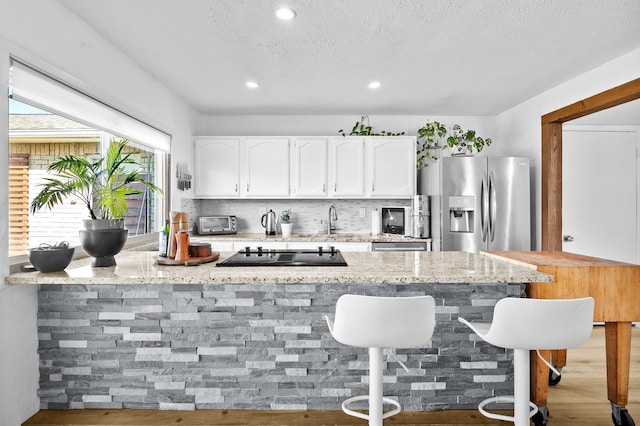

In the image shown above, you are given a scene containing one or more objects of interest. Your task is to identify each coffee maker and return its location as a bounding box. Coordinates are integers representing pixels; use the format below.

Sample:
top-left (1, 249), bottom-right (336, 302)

top-left (411, 195), bottom-right (430, 238)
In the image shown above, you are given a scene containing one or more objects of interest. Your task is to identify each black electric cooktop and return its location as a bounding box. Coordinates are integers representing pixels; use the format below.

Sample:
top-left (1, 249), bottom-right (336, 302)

top-left (216, 246), bottom-right (348, 267)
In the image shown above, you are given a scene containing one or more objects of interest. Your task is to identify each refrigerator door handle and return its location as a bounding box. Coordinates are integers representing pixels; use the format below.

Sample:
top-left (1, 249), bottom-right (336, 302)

top-left (481, 174), bottom-right (489, 242)
top-left (489, 171), bottom-right (497, 242)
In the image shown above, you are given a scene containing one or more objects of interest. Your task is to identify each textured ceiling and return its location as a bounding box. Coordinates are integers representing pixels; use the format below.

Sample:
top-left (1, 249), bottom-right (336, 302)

top-left (58, 0), bottom-right (640, 116)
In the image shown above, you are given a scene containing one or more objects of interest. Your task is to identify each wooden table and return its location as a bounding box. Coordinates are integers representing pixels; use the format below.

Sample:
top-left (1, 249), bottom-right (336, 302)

top-left (482, 251), bottom-right (640, 426)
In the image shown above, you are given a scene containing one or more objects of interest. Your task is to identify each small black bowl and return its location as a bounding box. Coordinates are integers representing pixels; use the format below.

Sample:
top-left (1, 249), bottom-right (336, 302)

top-left (28, 245), bottom-right (75, 273)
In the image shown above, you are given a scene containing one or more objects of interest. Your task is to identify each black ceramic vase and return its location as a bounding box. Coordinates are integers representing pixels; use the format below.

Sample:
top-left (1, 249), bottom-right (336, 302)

top-left (79, 220), bottom-right (128, 267)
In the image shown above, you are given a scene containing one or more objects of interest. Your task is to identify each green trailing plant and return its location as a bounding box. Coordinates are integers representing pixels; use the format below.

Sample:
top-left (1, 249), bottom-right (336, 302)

top-left (338, 115), bottom-right (405, 137)
top-left (416, 120), bottom-right (493, 168)
top-left (416, 120), bottom-right (447, 168)
top-left (30, 138), bottom-right (162, 220)
top-left (446, 124), bottom-right (493, 156)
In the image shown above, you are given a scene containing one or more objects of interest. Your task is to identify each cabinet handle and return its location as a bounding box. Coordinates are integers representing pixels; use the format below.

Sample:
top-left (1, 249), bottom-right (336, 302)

top-left (372, 183), bottom-right (375, 192)
top-left (235, 184), bottom-right (238, 193)
top-left (334, 183), bottom-right (337, 192)
top-left (322, 184), bottom-right (326, 193)
top-left (246, 183), bottom-right (250, 192)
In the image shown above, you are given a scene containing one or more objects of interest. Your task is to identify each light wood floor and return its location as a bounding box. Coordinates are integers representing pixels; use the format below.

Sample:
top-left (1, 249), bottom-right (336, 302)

top-left (24, 325), bottom-right (640, 426)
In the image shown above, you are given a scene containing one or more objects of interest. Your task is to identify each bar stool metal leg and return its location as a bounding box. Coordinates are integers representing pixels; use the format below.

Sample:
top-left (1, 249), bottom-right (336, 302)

top-left (477, 349), bottom-right (538, 425)
top-left (369, 347), bottom-right (383, 426)
top-left (514, 348), bottom-right (536, 426)
top-left (341, 347), bottom-right (401, 426)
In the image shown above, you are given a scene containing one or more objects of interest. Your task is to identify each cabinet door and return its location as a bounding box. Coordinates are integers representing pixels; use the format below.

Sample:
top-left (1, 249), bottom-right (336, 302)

top-left (194, 137), bottom-right (240, 197)
top-left (243, 138), bottom-right (290, 197)
top-left (292, 137), bottom-right (328, 197)
top-left (330, 137), bottom-right (365, 197)
top-left (367, 137), bottom-right (415, 197)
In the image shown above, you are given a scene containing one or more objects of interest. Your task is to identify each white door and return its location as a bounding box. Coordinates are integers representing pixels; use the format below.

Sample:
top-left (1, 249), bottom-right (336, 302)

top-left (562, 128), bottom-right (637, 263)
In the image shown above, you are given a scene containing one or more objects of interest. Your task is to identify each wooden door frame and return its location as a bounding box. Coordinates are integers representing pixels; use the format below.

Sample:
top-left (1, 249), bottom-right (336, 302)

top-left (541, 78), bottom-right (640, 251)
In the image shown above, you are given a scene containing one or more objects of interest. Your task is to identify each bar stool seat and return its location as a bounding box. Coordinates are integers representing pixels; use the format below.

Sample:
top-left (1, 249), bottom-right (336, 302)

top-left (326, 294), bottom-right (436, 426)
top-left (458, 297), bottom-right (594, 426)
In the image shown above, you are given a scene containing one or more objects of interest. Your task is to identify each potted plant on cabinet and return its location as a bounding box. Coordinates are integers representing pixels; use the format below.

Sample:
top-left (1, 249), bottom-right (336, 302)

top-left (338, 115), bottom-right (405, 136)
top-left (280, 209), bottom-right (293, 237)
top-left (446, 124), bottom-right (493, 156)
top-left (30, 138), bottom-right (162, 267)
top-left (416, 120), bottom-right (447, 168)
top-left (416, 120), bottom-right (493, 168)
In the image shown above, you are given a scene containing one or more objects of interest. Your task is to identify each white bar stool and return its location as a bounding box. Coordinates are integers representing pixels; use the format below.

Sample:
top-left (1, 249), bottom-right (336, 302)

top-left (325, 294), bottom-right (436, 426)
top-left (458, 297), bottom-right (594, 426)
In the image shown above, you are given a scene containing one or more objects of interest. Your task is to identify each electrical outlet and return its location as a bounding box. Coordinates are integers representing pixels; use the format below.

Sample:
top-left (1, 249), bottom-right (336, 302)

top-left (359, 207), bottom-right (366, 218)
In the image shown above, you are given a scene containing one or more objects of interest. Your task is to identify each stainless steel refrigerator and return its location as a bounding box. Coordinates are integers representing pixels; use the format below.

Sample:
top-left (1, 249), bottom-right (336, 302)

top-left (420, 156), bottom-right (531, 252)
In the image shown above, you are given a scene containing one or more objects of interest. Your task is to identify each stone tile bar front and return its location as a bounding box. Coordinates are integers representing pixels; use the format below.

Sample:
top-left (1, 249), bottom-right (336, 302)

top-left (37, 281), bottom-right (524, 411)
top-left (11, 250), bottom-right (552, 411)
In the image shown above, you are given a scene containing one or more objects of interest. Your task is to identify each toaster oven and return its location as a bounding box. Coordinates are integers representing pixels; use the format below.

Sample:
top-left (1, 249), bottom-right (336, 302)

top-left (196, 216), bottom-right (237, 235)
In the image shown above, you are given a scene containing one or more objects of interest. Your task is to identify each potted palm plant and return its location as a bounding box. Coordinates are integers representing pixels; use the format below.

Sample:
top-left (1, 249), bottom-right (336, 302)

top-left (30, 138), bottom-right (162, 267)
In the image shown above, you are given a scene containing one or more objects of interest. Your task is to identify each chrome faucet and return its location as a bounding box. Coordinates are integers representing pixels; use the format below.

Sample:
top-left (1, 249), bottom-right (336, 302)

top-left (328, 205), bottom-right (338, 235)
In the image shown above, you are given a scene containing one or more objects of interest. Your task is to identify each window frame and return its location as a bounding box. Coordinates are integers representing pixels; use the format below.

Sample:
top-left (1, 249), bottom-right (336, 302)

top-left (7, 59), bottom-right (170, 271)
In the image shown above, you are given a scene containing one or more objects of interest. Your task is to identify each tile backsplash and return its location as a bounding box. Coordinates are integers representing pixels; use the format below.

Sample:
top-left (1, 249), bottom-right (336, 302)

top-left (181, 198), bottom-right (411, 234)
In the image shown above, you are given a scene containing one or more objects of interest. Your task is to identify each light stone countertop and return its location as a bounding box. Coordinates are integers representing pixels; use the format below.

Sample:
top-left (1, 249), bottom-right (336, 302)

top-left (191, 232), bottom-right (430, 243)
top-left (5, 250), bottom-right (552, 285)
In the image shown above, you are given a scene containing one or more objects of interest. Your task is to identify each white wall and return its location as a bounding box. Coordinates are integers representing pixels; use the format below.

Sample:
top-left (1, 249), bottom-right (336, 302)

top-left (0, 1), bottom-right (195, 424)
top-left (0, 31), bottom-right (39, 426)
top-left (195, 114), bottom-right (496, 143)
top-left (495, 47), bottom-right (640, 249)
top-left (0, 0), bottom-right (197, 214)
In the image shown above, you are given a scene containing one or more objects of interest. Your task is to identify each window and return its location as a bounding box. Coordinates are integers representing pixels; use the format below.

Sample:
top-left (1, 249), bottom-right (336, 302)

top-left (8, 60), bottom-right (169, 257)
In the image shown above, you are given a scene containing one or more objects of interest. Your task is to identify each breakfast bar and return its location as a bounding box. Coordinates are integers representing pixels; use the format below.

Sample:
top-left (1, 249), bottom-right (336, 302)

top-left (7, 250), bottom-right (551, 411)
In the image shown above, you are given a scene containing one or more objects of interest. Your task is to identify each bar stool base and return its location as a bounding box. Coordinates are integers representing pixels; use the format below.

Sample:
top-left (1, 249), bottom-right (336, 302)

top-left (478, 395), bottom-right (538, 424)
top-left (342, 395), bottom-right (401, 423)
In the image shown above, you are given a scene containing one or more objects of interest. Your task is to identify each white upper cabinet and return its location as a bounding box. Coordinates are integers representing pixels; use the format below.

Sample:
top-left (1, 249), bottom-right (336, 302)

top-left (292, 137), bottom-right (328, 197)
top-left (193, 135), bottom-right (415, 199)
top-left (194, 137), bottom-right (241, 197)
top-left (330, 137), bottom-right (366, 197)
top-left (367, 137), bottom-right (416, 197)
top-left (243, 138), bottom-right (290, 197)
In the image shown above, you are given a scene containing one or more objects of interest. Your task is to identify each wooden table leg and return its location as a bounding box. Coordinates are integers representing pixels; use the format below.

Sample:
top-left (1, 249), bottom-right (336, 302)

top-left (530, 349), bottom-right (550, 406)
top-left (605, 321), bottom-right (632, 406)
top-left (551, 349), bottom-right (567, 369)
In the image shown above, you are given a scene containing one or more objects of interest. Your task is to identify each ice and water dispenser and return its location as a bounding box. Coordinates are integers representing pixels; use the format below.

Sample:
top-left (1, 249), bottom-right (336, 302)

top-left (448, 196), bottom-right (474, 233)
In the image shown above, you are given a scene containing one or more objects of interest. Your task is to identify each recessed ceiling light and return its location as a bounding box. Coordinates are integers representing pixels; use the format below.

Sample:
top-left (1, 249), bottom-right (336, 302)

top-left (276, 7), bottom-right (296, 20)
top-left (246, 81), bottom-right (260, 89)
top-left (368, 81), bottom-right (382, 89)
